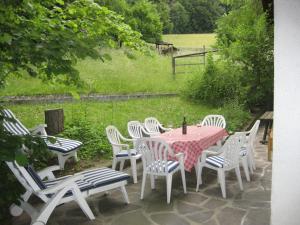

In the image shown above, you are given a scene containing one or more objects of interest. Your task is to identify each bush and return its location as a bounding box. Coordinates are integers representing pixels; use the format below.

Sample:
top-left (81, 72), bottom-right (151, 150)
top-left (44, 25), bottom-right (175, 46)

top-left (62, 117), bottom-right (111, 160)
top-left (218, 99), bottom-right (251, 131)
top-left (183, 55), bottom-right (245, 107)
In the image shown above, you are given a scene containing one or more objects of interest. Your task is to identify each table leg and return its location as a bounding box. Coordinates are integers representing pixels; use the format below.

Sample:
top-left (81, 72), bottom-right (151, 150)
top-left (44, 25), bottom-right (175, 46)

top-left (261, 121), bottom-right (270, 144)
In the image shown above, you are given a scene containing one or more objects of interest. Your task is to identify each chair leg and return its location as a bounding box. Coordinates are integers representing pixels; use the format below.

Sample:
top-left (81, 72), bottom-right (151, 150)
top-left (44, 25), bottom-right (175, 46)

top-left (140, 171), bottom-right (147, 200)
top-left (10, 190), bottom-right (32, 216)
top-left (120, 186), bottom-right (130, 204)
top-left (241, 158), bottom-right (250, 182)
top-left (218, 170), bottom-right (226, 198)
top-left (74, 151), bottom-right (79, 162)
top-left (120, 160), bottom-right (125, 171)
top-left (196, 164), bottom-right (203, 192)
top-left (166, 174), bottom-right (173, 204)
top-left (130, 158), bottom-right (138, 184)
top-left (150, 175), bottom-right (155, 189)
top-left (112, 157), bottom-right (117, 170)
top-left (57, 154), bottom-right (66, 170)
top-left (72, 186), bottom-right (95, 220)
top-left (235, 166), bottom-right (244, 191)
top-left (180, 165), bottom-right (187, 194)
top-left (248, 154), bottom-right (254, 174)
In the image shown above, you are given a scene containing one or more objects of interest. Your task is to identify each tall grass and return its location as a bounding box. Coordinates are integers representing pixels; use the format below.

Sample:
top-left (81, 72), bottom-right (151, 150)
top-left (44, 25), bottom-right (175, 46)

top-left (6, 97), bottom-right (249, 134)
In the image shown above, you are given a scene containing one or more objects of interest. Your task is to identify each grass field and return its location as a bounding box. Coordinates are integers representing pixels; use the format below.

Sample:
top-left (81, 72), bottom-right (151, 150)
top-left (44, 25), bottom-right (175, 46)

top-left (163, 33), bottom-right (216, 48)
top-left (6, 97), bottom-right (249, 135)
top-left (0, 34), bottom-right (217, 97)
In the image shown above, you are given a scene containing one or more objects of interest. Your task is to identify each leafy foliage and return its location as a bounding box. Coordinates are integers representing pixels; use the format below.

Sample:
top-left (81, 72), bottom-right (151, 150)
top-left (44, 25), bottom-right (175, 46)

top-left (183, 55), bottom-right (245, 106)
top-left (62, 116), bottom-right (111, 160)
top-left (0, 0), bottom-right (146, 88)
top-left (216, 0), bottom-right (273, 108)
top-left (184, 0), bottom-right (273, 110)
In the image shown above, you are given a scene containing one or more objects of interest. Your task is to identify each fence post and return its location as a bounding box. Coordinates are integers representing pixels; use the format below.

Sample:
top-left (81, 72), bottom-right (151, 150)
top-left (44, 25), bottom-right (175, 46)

top-left (203, 45), bottom-right (206, 66)
top-left (172, 57), bottom-right (176, 79)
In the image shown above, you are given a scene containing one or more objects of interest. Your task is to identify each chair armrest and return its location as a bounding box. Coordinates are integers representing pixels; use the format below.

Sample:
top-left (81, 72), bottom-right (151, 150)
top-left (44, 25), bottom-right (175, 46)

top-left (37, 165), bottom-right (61, 180)
top-left (30, 124), bottom-right (47, 135)
top-left (119, 136), bottom-right (134, 143)
top-left (112, 143), bottom-right (130, 149)
top-left (175, 152), bottom-right (184, 160)
top-left (39, 174), bottom-right (84, 195)
top-left (200, 149), bottom-right (221, 162)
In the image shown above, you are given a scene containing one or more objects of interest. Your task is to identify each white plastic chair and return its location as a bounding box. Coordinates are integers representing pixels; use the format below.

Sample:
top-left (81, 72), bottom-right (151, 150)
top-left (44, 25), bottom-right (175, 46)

top-left (6, 161), bottom-right (130, 225)
top-left (238, 120), bottom-right (260, 174)
top-left (106, 125), bottom-right (142, 183)
top-left (201, 115), bottom-right (226, 128)
top-left (144, 117), bottom-right (172, 135)
top-left (136, 138), bottom-right (187, 204)
top-left (127, 121), bottom-right (154, 142)
top-left (196, 133), bottom-right (245, 198)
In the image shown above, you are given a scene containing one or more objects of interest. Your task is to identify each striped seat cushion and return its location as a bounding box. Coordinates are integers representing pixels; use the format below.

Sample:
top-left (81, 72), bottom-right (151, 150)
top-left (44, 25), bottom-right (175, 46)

top-left (116, 149), bottom-right (137, 157)
top-left (41, 136), bottom-right (82, 153)
top-left (26, 167), bottom-right (129, 197)
top-left (206, 156), bottom-right (230, 168)
top-left (240, 147), bottom-right (247, 156)
top-left (79, 168), bottom-right (130, 188)
top-left (1, 109), bottom-right (82, 153)
top-left (147, 160), bottom-right (179, 173)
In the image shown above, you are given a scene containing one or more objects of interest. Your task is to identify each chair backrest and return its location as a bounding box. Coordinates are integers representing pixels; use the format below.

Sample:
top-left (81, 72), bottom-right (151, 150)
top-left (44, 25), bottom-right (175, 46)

top-left (127, 121), bottom-right (148, 139)
top-left (248, 120), bottom-right (260, 149)
top-left (136, 138), bottom-right (172, 174)
top-left (6, 161), bottom-right (44, 194)
top-left (106, 125), bottom-right (124, 155)
top-left (201, 115), bottom-right (226, 128)
top-left (144, 117), bottom-right (161, 133)
top-left (221, 133), bottom-right (246, 168)
top-left (1, 109), bottom-right (30, 135)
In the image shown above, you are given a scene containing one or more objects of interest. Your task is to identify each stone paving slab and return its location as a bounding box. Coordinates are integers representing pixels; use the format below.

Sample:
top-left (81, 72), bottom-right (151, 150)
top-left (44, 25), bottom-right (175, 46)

top-left (11, 128), bottom-right (271, 225)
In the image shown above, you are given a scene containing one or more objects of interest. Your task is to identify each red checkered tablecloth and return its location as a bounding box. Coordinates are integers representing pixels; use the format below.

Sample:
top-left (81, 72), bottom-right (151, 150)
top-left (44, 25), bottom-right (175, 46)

top-left (160, 125), bottom-right (228, 172)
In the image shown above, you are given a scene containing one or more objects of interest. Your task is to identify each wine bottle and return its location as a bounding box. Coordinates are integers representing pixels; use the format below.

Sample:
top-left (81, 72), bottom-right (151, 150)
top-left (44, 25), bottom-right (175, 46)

top-left (182, 116), bottom-right (187, 135)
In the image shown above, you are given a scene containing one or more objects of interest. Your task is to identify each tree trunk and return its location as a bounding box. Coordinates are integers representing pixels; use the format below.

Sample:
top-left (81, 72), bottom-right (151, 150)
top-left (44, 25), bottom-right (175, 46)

top-left (45, 109), bottom-right (64, 135)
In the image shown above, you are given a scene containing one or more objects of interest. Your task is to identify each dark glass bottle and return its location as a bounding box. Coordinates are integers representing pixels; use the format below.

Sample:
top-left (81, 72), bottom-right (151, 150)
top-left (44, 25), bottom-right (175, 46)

top-left (182, 116), bottom-right (187, 135)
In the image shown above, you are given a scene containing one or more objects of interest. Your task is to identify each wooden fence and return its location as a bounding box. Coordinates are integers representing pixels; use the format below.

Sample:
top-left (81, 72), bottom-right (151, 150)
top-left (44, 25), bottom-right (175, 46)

top-left (171, 45), bottom-right (218, 78)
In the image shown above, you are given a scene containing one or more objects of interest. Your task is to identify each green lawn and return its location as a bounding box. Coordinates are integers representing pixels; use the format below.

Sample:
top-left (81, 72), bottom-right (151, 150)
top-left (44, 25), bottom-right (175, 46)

top-left (163, 33), bottom-right (216, 48)
top-left (0, 34), bottom-right (217, 97)
top-left (6, 97), bottom-right (249, 135)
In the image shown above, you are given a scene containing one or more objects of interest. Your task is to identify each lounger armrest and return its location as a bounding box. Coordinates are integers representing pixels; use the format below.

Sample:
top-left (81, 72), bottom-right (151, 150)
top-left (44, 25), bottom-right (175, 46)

top-left (30, 124), bottom-right (47, 135)
top-left (40, 175), bottom-right (84, 195)
top-left (38, 165), bottom-right (61, 180)
top-left (160, 125), bottom-right (172, 132)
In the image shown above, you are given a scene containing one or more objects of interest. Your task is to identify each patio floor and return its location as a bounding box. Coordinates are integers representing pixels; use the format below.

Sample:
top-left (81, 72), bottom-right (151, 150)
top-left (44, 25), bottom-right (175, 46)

top-left (12, 128), bottom-right (272, 225)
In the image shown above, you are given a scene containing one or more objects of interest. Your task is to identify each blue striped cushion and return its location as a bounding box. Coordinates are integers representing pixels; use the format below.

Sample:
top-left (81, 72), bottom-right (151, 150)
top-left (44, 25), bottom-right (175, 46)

top-left (147, 160), bottom-right (179, 173)
top-left (41, 136), bottom-right (82, 153)
top-left (240, 147), bottom-right (247, 156)
top-left (206, 156), bottom-right (230, 168)
top-left (1, 109), bottom-right (82, 153)
top-left (2, 109), bottom-right (30, 135)
top-left (44, 168), bottom-right (129, 197)
top-left (25, 165), bottom-right (47, 190)
top-left (80, 168), bottom-right (130, 188)
top-left (116, 149), bottom-right (137, 157)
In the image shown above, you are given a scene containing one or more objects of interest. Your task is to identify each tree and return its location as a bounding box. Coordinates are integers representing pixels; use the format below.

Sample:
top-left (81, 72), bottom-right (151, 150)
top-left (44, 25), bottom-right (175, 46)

top-left (0, 0), bottom-right (146, 222)
top-left (179, 0), bottom-right (225, 33)
top-left (0, 0), bottom-right (146, 88)
top-left (216, 0), bottom-right (273, 108)
top-left (149, 0), bottom-right (173, 34)
top-left (170, 1), bottom-right (189, 34)
top-left (127, 0), bottom-right (163, 43)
